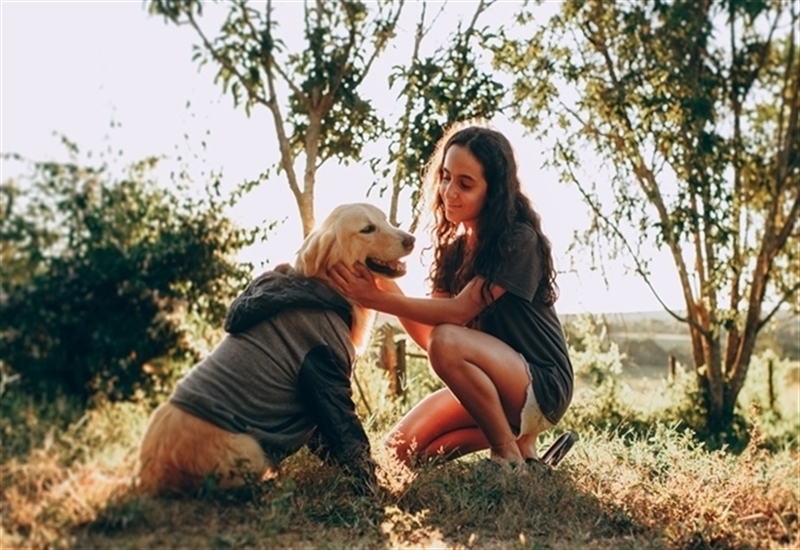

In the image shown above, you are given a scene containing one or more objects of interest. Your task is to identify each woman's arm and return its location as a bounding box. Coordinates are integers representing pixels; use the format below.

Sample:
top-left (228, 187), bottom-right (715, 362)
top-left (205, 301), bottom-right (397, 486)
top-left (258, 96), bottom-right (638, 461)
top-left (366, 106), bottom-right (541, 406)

top-left (378, 279), bottom-right (445, 351)
top-left (328, 262), bottom-right (505, 330)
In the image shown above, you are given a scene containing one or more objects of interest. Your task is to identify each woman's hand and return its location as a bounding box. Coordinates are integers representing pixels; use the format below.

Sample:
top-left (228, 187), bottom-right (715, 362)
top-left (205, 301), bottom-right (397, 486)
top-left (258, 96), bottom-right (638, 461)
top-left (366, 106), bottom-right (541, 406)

top-left (327, 262), bottom-right (382, 307)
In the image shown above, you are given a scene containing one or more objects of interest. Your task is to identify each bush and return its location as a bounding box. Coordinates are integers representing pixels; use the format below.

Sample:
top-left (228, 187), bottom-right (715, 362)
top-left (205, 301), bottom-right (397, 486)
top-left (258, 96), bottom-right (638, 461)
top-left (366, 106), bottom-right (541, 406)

top-left (0, 153), bottom-right (253, 402)
top-left (562, 315), bottom-right (634, 430)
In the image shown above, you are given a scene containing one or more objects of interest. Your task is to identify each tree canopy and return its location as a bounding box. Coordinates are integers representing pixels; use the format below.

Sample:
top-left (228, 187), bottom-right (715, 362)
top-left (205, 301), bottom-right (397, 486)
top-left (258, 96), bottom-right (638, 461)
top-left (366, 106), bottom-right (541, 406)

top-left (497, 0), bottom-right (799, 431)
top-left (149, 0), bottom-right (509, 233)
top-left (149, 0), bottom-right (404, 236)
top-left (374, 0), bottom-right (505, 230)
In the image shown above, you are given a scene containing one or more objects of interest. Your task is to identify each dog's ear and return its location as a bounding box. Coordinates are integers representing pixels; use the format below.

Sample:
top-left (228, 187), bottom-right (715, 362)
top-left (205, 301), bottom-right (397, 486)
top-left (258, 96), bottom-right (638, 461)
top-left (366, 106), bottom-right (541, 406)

top-left (296, 227), bottom-right (338, 278)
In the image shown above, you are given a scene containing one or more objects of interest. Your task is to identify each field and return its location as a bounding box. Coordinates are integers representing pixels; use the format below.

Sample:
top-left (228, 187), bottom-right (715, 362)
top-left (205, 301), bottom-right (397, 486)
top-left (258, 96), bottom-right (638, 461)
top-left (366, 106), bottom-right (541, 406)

top-left (1, 339), bottom-right (798, 549)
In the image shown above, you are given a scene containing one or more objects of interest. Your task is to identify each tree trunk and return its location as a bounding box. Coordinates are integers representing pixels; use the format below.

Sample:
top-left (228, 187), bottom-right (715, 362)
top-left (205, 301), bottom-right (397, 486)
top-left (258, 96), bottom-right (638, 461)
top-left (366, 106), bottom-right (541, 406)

top-left (298, 192), bottom-right (315, 238)
top-left (688, 303), bottom-right (733, 433)
top-left (300, 112), bottom-right (323, 237)
top-left (695, 327), bottom-right (761, 433)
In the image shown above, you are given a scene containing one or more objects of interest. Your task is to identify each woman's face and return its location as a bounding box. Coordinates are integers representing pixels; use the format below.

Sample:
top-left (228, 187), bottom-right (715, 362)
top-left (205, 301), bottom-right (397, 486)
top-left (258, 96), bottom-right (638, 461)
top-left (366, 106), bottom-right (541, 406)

top-left (439, 144), bottom-right (488, 231)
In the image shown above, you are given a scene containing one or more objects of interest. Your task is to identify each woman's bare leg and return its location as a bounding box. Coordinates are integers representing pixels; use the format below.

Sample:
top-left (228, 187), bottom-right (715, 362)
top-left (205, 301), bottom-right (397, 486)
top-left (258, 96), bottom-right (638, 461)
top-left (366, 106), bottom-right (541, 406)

top-left (386, 325), bottom-right (534, 466)
top-left (386, 388), bottom-right (485, 466)
top-left (426, 324), bottom-right (532, 464)
top-left (423, 427), bottom-right (489, 461)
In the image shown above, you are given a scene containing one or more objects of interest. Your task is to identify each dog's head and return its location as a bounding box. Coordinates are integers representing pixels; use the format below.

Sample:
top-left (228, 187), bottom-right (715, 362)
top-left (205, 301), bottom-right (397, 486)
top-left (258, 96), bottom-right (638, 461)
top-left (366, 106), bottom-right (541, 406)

top-left (295, 203), bottom-right (415, 281)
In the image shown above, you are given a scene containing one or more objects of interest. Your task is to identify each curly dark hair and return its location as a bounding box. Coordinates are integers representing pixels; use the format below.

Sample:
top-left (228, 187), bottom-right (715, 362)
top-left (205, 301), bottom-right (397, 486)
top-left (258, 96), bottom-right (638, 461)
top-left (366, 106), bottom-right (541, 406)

top-left (423, 122), bottom-right (558, 307)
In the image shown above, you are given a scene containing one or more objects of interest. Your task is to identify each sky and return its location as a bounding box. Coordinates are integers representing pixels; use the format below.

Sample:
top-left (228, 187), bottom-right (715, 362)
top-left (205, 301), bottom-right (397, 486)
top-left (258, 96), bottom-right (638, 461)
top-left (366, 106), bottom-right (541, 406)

top-left (0, 0), bottom-right (685, 314)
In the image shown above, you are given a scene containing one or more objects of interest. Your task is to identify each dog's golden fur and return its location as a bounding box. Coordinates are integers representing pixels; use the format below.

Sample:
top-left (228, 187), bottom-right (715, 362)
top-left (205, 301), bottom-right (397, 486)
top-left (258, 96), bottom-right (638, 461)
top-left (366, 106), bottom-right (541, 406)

top-left (136, 203), bottom-right (414, 496)
top-left (295, 202), bottom-right (414, 352)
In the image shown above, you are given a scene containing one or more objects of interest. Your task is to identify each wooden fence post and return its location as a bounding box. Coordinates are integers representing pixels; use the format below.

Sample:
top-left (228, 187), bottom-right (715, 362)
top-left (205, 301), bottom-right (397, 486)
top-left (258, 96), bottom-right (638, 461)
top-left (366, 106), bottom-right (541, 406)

top-left (767, 359), bottom-right (775, 411)
top-left (668, 354), bottom-right (677, 383)
top-left (395, 337), bottom-right (406, 399)
top-left (379, 323), bottom-right (407, 398)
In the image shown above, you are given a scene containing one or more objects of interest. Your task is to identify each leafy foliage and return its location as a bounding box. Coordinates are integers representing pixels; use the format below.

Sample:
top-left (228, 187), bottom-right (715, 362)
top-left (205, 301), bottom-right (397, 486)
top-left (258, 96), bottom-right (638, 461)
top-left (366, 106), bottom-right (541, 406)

top-left (148, 0), bottom-right (403, 235)
top-left (496, 0), bottom-right (800, 432)
top-left (149, 1), bottom-right (509, 234)
top-left (373, 0), bottom-right (507, 229)
top-left (0, 152), bottom-right (253, 402)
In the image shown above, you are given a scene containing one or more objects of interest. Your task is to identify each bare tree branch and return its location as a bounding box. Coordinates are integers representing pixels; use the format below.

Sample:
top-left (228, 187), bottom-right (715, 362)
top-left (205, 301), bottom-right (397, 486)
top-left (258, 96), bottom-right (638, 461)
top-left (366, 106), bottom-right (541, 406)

top-left (758, 280), bottom-right (800, 331)
top-left (555, 141), bottom-right (708, 332)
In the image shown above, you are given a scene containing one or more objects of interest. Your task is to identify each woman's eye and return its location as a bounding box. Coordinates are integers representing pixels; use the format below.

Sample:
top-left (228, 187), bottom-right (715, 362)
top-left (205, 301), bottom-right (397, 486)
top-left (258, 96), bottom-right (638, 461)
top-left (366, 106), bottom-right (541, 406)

top-left (360, 224), bottom-right (376, 234)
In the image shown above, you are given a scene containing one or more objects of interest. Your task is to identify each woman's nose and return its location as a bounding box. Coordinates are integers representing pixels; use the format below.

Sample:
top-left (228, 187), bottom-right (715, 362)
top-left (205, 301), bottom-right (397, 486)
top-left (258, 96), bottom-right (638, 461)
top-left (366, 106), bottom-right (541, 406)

top-left (442, 181), bottom-right (456, 199)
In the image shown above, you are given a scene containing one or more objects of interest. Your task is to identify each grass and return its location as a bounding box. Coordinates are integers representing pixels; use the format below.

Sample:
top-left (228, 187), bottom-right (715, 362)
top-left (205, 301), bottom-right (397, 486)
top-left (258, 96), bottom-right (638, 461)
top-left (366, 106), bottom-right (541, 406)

top-left (1, 355), bottom-right (798, 549)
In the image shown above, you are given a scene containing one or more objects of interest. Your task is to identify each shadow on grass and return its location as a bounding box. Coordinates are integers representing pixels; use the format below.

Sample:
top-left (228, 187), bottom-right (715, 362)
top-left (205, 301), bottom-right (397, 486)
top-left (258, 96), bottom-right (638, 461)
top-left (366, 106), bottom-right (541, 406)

top-left (77, 449), bottom-right (662, 548)
top-left (78, 463), bottom-right (394, 548)
top-left (393, 457), bottom-right (664, 548)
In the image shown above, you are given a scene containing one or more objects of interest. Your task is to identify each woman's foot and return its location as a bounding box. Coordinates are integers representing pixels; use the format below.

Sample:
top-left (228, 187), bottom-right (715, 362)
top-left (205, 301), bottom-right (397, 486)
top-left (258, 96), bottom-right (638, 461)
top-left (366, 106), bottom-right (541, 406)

top-left (489, 439), bottom-right (525, 466)
top-left (515, 432), bottom-right (541, 461)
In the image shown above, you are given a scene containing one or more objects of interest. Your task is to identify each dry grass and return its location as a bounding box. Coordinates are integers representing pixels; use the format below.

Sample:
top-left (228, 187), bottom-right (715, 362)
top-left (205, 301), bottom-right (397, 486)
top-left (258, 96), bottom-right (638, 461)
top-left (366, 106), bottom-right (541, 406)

top-left (1, 372), bottom-right (798, 549)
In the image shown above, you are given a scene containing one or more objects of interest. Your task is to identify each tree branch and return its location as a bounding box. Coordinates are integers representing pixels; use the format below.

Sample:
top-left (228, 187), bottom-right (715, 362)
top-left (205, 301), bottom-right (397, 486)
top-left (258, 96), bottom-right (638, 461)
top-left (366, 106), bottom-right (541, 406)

top-left (246, 2), bottom-right (310, 112)
top-left (185, 4), bottom-right (269, 109)
top-left (579, 12), bottom-right (701, 331)
top-left (260, 0), bottom-right (302, 201)
top-left (349, 1), bottom-right (406, 90)
top-left (773, 7), bottom-right (799, 203)
top-left (758, 280), bottom-right (800, 331)
top-left (556, 141), bottom-right (708, 332)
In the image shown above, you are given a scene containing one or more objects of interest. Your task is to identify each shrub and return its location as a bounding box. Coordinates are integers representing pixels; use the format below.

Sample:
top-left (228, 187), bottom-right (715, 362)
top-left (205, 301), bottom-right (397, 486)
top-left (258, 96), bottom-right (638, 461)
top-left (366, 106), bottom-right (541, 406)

top-left (0, 153), bottom-right (253, 402)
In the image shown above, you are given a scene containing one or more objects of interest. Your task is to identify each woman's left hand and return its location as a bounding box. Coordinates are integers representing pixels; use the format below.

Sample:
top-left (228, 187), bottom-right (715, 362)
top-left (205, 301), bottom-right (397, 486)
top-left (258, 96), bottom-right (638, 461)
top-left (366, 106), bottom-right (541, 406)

top-left (327, 262), bottom-right (381, 307)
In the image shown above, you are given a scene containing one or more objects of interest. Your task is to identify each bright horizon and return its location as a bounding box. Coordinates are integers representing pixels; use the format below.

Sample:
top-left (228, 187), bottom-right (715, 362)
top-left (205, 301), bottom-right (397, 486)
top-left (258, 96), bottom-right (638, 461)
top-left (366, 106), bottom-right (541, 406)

top-left (0, 0), bottom-right (685, 315)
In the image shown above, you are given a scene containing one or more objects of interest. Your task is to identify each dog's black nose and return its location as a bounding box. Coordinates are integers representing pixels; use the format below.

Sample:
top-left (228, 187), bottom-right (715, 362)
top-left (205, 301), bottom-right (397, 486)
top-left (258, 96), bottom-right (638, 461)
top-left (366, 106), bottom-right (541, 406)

top-left (403, 235), bottom-right (416, 250)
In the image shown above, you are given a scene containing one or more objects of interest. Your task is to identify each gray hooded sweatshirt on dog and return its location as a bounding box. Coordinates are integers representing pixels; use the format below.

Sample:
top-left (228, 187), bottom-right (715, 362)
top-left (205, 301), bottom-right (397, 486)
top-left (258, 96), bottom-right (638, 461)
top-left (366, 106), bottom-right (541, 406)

top-left (169, 265), bottom-right (373, 479)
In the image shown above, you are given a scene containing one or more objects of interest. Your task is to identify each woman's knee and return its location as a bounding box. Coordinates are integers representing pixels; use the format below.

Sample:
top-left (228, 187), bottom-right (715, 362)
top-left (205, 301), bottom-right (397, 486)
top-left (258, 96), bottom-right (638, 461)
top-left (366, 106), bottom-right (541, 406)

top-left (427, 324), bottom-right (464, 375)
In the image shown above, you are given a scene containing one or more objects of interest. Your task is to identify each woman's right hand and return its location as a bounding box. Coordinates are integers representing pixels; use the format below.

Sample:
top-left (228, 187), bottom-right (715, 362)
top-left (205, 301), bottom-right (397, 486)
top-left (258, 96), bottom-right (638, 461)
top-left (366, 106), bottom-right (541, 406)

top-left (327, 262), bottom-right (382, 308)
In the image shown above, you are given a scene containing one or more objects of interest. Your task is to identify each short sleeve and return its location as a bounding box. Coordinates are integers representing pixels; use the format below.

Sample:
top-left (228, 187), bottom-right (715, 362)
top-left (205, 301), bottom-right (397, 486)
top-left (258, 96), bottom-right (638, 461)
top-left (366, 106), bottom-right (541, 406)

top-left (488, 224), bottom-right (541, 301)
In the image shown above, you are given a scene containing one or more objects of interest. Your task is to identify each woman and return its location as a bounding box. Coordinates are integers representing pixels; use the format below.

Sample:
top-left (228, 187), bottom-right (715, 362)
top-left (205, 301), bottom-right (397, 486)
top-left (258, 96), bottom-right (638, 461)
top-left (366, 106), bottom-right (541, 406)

top-left (329, 123), bottom-right (574, 467)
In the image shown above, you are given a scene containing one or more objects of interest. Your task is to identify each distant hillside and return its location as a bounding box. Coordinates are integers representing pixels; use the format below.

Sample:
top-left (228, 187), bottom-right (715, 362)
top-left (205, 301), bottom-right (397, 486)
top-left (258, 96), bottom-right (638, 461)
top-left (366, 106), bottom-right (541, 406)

top-left (377, 310), bottom-right (799, 367)
top-left (562, 309), bottom-right (799, 364)
top-left (561, 310), bottom-right (686, 334)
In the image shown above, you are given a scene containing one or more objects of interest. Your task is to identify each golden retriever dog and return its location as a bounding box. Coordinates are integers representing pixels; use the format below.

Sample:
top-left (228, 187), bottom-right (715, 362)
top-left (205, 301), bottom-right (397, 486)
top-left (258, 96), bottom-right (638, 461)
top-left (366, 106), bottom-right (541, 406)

top-left (137, 203), bottom-right (414, 497)
top-left (294, 203), bottom-right (415, 352)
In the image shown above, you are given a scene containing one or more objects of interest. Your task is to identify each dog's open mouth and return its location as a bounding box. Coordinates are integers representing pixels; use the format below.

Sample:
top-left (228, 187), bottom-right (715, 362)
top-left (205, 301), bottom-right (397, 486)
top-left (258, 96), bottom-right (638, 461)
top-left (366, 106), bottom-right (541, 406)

top-left (365, 257), bottom-right (407, 278)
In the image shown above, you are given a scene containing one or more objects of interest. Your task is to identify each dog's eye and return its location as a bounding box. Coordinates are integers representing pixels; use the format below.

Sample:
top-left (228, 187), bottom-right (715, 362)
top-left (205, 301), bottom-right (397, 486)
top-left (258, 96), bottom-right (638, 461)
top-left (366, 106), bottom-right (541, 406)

top-left (360, 224), bottom-right (376, 234)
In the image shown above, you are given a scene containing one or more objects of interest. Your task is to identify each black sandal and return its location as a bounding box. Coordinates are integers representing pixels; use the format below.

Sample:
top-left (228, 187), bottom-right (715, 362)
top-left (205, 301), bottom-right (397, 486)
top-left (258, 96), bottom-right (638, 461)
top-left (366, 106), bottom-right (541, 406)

top-left (540, 431), bottom-right (577, 467)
